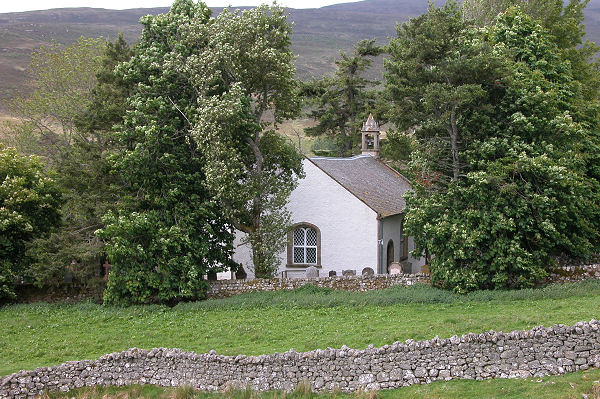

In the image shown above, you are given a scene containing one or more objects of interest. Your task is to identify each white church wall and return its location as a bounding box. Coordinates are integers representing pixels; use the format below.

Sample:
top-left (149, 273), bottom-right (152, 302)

top-left (381, 214), bottom-right (425, 274)
top-left (289, 159), bottom-right (379, 276)
top-left (232, 159), bottom-right (379, 278)
top-left (407, 236), bottom-right (426, 273)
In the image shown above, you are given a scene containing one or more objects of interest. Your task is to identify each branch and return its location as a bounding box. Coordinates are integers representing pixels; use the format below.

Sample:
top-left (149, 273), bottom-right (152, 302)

top-left (246, 137), bottom-right (264, 174)
top-left (222, 201), bottom-right (255, 234)
top-left (168, 97), bottom-right (191, 127)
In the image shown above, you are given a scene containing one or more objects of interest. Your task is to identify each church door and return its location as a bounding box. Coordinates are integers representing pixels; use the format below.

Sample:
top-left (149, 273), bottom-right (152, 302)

top-left (386, 240), bottom-right (394, 273)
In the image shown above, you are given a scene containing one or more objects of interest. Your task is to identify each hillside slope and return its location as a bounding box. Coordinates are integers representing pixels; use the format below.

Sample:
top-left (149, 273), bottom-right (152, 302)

top-left (1, 0), bottom-right (599, 109)
top-left (0, 0), bottom-right (422, 108)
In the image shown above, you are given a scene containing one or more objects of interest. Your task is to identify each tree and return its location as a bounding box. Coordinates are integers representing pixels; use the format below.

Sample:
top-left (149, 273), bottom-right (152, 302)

top-left (390, 6), bottom-right (600, 292)
top-left (305, 39), bottom-right (383, 155)
top-left (99, 0), bottom-right (237, 305)
top-left (385, 2), bottom-right (503, 186)
top-left (0, 145), bottom-right (62, 300)
top-left (462, 0), bottom-right (600, 109)
top-left (25, 35), bottom-right (133, 289)
top-left (7, 37), bottom-right (105, 158)
top-left (75, 33), bottom-right (134, 148)
top-left (383, 1), bottom-right (497, 177)
top-left (191, 4), bottom-right (304, 278)
top-left (463, 0), bottom-right (588, 48)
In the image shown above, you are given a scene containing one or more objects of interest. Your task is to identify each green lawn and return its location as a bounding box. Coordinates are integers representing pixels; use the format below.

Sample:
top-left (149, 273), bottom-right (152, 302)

top-left (44, 369), bottom-right (600, 399)
top-left (2, 281), bottom-right (600, 377)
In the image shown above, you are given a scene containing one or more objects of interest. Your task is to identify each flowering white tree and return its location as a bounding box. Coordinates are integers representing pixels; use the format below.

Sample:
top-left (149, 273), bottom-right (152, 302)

top-left (190, 4), bottom-right (304, 278)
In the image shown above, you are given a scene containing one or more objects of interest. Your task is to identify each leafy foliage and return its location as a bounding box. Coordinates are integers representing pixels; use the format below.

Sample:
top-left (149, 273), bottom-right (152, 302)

top-left (388, 5), bottom-right (600, 292)
top-left (385, 1), bottom-right (502, 185)
top-left (190, 4), bottom-right (304, 278)
top-left (26, 35), bottom-right (134, 289)
top-left (99, 0), bottom-right (237, 305)
top-left (0, 146), bottom-right (62, 300)
top-left (304, 39), bottom-right (383, 155)
top-left (6, 37), bottom-right (105, 158)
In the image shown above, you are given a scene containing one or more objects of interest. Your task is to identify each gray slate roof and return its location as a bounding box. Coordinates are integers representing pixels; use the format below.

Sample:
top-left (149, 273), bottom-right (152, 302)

top-left (309, 155), bottom-right (412, 218)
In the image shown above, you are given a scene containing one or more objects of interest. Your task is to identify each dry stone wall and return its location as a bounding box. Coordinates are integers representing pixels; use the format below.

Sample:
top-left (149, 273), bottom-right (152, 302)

top-left (548, 264), bottom-right (600, 283)
top-left (206, 264), bottom-right (600, 299)
top-left (206, 273), bottom-right (430, 299)
top-left (3, 320), bottom-right (600, 398)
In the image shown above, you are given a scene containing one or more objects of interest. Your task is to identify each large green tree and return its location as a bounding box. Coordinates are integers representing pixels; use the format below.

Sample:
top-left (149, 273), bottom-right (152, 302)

top-left (99, 0), bottom-right (241, 305)
top-left (388, 5), bottom-right (600, 292)
top-left (190, 4), bottom-right (304, 278)
top-left (385, 2), bottom-right (502, 186)
top-left (463, 0), bottom-right (588, 48)
top-left (462, 0), bottom-right (600, 106)
top-left (0, 146), bottom-right (62, 300)
top-left (305, 39), bottom-right (383, 155)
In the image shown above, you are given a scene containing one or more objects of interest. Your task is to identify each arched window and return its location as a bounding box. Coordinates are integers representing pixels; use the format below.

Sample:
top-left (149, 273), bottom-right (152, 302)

top-left (287, 223), bottom-right (321, 267)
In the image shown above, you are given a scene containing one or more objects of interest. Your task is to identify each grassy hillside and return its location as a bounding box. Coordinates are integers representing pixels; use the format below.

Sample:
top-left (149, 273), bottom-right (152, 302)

top-left (2, 0), bottom-right (600, 111)
top-left (0, 0), bottom-right (428, 111)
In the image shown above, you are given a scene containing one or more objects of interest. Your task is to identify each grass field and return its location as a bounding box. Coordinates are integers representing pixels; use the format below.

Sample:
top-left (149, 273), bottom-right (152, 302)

top-left (1, 281), bottom-right (600, 377)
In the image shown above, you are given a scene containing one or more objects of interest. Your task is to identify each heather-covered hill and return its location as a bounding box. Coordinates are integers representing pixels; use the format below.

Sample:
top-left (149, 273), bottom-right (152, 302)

top-left (0, 0), bottom-right (424, 108)
top-left (1, 0), bottom-right (599, 108)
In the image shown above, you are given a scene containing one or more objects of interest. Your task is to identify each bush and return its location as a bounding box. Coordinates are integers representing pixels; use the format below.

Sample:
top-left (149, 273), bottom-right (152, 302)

top-left (0, 145), bottom-right (62, 300)
top-left (98, 210), bottom-right (232, 306)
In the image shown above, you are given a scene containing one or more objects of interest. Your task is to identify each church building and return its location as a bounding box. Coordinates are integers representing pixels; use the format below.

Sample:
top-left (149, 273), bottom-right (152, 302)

top-left (232, 115), bottom-right (426, 278)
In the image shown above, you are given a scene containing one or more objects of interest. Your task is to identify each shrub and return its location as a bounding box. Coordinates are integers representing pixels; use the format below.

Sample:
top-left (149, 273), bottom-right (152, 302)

top-left (0, 145), bottom-right (62, 301)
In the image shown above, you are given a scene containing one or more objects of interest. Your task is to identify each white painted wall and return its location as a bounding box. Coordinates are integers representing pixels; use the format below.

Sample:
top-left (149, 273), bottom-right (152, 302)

top-left (407, 236), bottom-right (425, 274)
top-left (381, 214), bottom-right (425, 274)
top-left (233, 159), bottom-right (379, 278)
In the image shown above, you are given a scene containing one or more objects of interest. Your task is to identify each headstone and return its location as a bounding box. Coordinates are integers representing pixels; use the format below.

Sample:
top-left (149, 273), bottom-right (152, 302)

top-left (389, 262), bottom-right (402, 275)
top-left (235, 267), bottom-right (247, 280)
top-left (342, 269), bottom-right (356, 276)
top-left (361, 267), bottom-right (374, 276)
top-left (400, 261), bottom-right (413, 274)
top-left (306, 266), bottom-right (319, 278)
top-left (328, 270), bottom-right (337, 277)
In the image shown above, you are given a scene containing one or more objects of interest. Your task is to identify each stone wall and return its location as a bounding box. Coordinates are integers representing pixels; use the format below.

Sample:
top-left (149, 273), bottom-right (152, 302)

top-left (548, 264), bottom-right (600, 283)
top-left (3, 320), bottom-right (599, 398)
top-left (206, 273), bottom-right (430, 299)
top-left (206, 264), bottom-right (600, 299)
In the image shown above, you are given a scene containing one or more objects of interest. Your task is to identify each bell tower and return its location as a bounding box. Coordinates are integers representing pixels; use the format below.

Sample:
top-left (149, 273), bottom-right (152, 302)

top-left (361, 113), bottom-right (380, 159)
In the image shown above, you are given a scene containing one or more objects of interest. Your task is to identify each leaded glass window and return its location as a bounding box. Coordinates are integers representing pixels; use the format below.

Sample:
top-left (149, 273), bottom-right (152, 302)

top-left (292, 226), bottom-right (318, 264)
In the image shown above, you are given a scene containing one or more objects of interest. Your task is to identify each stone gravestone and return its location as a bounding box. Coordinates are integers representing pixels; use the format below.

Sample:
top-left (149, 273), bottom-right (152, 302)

top-left (235, 267), bottom-right (247, 280)
top-left (400, 261), bottom-right (413, 274)
top-left (306, 266), bottom-right (319, 278)
top-left (389, 262), bottom-right (402, 275)
top-left (328, 270), bottom-right (337, 277)
top-left (361, 267), bottom-right (374, 276)
top-left (342, 269), bottom-right (356, 276)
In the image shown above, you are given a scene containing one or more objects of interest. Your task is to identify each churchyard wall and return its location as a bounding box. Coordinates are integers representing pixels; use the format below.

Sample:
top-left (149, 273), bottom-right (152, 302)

top-left (206, 273), bottom-right (430, 299)
top-left (206, 264), bottom-right (600, 299)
